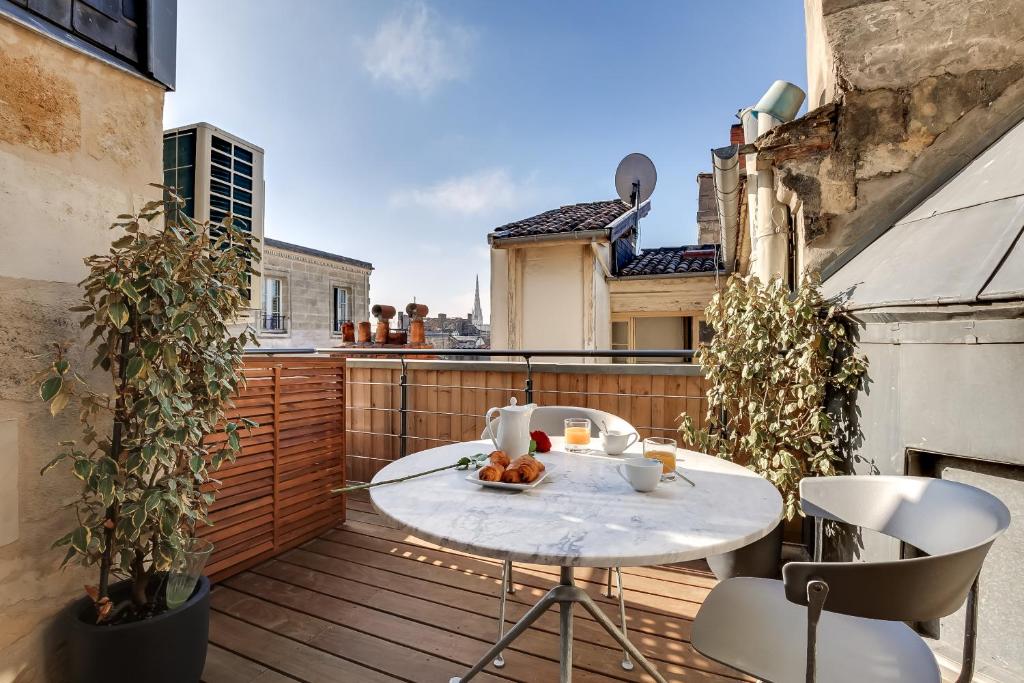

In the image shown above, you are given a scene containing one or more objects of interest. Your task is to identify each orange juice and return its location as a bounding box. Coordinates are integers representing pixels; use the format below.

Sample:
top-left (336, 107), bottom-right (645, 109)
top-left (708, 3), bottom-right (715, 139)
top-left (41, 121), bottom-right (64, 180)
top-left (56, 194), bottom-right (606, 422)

top-left (645, 449), bottom-right (676, 474)
top-left (564, 426), bottom-right (591, 445)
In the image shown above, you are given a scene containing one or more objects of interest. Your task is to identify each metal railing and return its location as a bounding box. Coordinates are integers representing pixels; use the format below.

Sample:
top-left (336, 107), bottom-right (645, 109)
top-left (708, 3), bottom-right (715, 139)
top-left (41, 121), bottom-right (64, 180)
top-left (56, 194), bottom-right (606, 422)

top-left (259, 312), bottom-right (288, 333)
top-left (245, 348), bottom-right (703, 481)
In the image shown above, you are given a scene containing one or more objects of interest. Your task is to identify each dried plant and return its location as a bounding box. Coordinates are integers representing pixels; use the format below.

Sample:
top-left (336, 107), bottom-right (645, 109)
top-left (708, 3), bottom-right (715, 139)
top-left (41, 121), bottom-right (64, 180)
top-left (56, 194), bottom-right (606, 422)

top-left (679, 274), bottom-right (866, 520)
top-left (37, 189), bottom-right (259, 622)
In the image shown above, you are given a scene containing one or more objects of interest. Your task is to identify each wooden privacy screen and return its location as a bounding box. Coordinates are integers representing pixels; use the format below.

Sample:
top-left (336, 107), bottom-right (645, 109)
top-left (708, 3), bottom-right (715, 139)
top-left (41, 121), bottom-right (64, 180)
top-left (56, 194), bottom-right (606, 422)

top-left (345, 361), bottom-right (708, 483)
top-left (200, 355), bottom-right (346, 582)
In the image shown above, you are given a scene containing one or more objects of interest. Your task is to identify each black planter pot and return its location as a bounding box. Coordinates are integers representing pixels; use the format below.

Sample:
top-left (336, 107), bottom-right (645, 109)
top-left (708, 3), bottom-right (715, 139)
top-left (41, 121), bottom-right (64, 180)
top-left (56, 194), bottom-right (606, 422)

top-left (67, 575), bottom-right (210, 683)
top-left (706, 521), bottom-right (784, 580)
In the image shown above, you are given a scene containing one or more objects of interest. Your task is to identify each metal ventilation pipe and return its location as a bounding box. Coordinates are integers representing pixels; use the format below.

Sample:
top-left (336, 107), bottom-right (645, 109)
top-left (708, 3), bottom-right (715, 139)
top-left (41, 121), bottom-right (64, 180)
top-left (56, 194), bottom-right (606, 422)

top-left (711, 144), bottom-right (740, 267)
top-left (748, 81), bottom-right (805, 282)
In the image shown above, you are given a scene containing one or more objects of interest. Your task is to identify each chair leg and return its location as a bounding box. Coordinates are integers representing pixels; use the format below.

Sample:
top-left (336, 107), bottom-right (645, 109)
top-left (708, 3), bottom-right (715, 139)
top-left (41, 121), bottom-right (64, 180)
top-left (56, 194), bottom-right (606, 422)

top-left (493, 559), bottom-right (512, 668)
top-left (956, 575), bottom-right (980, 683)
top-left (615, 566), bottom-right (633, 671)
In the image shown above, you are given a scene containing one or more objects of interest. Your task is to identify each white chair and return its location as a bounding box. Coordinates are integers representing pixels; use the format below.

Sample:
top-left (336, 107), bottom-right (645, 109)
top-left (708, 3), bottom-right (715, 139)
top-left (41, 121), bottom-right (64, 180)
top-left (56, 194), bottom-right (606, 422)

top-left (481, 405), bottom-right (640, 671)
top-left (690, 475), bottom-right (1011, 683)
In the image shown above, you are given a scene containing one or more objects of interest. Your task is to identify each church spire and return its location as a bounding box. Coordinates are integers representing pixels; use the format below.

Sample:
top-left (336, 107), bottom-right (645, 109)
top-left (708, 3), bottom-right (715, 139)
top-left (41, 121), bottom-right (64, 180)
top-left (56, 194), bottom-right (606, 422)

top-left (472, 274), bottom-right (484, 326)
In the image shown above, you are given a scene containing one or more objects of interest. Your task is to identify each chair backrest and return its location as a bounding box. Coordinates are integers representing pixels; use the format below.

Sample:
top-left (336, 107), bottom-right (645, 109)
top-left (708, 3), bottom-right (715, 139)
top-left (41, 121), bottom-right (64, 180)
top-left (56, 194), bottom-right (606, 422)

top-left (784, 475), bottom-right (1010, 621)
top-left (480, 406), bottom-right (638, 440)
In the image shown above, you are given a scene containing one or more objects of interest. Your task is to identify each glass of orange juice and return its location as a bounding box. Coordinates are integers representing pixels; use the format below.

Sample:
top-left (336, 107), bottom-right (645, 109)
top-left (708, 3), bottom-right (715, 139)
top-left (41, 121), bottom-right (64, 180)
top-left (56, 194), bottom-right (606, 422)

top-left (644, 437), bottom-right (677, 481)
top-left (564, 418), bottom-right (592, 453)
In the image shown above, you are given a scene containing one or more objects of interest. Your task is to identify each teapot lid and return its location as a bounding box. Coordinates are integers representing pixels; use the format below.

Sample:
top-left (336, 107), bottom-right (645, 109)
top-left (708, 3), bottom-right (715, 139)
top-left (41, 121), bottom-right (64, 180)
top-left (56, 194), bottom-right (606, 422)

top-left (502, 397), bottom-right (533, 412)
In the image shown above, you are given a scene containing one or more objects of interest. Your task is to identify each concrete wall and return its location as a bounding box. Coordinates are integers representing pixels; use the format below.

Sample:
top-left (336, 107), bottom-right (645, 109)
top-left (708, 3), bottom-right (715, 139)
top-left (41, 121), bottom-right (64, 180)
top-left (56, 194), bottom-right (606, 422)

top-left (258, 245), bottom-right (371, 349)
top-left (0, 16), bottom-right (165, 682)
top-left (775, 0), bottom-right (1024, 275)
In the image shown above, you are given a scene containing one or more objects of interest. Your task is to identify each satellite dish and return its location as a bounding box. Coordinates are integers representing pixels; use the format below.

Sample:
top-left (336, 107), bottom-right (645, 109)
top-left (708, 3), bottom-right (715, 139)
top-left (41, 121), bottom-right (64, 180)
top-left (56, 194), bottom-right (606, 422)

top-left (615, 153), bottom-right (657, 206)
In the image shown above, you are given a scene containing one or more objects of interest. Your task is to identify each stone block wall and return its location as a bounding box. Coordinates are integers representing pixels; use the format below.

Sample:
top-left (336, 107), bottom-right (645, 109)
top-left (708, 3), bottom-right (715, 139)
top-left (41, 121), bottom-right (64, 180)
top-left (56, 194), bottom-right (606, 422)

top-left (259, 245), bottom-right (371, 349)
top-left (779, 0), bottom-right (1024, 274)
top-left (0, 16), bottom-right (165, 681)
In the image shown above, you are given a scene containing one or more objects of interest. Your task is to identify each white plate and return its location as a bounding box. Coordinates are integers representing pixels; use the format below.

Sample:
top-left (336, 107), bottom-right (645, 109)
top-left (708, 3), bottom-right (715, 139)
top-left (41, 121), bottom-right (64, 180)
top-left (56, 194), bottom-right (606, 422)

top-left (466, 463), bottom-right (555, 490)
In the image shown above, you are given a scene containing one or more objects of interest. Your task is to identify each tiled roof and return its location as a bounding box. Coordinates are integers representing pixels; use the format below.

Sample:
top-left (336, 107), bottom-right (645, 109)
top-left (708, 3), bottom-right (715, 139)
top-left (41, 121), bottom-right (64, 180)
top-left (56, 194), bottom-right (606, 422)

top-left (618, 245), bottom-right (722, 277)
top-left (490, 199), bottom-right (631, 240)
top-left (264, 238), bottom-right (373, 270)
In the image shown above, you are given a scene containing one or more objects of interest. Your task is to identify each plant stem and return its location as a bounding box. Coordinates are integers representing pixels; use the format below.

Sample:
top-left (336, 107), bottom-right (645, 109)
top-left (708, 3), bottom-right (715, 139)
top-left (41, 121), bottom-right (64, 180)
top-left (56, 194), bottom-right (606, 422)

top-left (332, 462), bottom-right (463, 495)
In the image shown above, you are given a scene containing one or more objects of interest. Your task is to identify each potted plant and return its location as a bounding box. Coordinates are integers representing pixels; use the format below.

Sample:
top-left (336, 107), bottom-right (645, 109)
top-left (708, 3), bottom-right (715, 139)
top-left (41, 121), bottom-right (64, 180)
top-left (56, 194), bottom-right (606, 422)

top-left (37, 190), bottom-right (258, 683)
top-left (679, 274), bottom-right (865, 578)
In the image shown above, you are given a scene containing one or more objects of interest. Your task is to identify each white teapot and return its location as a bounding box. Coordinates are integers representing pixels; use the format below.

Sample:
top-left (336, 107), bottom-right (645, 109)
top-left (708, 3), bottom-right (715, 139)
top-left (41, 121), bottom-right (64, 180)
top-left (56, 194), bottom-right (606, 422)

top-left (485, 397), bottom-right (537, 457)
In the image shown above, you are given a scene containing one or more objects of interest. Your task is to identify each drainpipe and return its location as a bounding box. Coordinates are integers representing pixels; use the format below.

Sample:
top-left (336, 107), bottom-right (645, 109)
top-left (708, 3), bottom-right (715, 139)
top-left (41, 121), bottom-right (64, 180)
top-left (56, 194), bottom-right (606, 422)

top-left (748, 81), bottom-right (805, 282)
top-left (711, 145), bottom-right (740, 268)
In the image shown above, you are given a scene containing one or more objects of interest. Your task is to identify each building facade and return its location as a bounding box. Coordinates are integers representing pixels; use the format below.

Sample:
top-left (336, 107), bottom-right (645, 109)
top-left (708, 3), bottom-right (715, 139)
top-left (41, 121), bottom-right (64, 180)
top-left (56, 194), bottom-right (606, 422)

top-left (489, 200), bottom-right (721, 362)
top-left (163, 122), bottom-right (266, 314)
top-left (0, 1), bottom-right (174, 678)
top-left (258, 238), bottom-right (372, 349)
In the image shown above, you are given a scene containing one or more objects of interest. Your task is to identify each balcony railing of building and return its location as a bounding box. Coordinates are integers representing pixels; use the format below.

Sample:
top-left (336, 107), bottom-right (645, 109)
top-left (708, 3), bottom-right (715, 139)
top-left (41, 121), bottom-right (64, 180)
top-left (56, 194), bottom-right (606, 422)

top-left (205, 348), bottom-right (703, 580)
top-left (259, 311), bottom-right (288, 333)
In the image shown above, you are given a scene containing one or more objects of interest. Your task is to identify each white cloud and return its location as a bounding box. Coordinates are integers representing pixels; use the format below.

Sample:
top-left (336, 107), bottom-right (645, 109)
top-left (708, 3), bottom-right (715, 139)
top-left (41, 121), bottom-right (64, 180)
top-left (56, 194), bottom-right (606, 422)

top-left (361, 2), bottom-right (476, 96)
top-left (391, 168), bottom-right (528, 215)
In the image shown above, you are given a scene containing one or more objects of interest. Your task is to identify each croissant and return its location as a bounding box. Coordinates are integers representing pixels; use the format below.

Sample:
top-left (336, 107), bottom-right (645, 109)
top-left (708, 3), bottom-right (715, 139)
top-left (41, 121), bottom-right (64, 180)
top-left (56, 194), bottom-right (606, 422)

top-left (489, 450), bottom-right (510, 468)
top-left (478, 463), bottom-right (505, 482)
top-left (507, 455), bottom-right (543, 483)
top-left (500, 466), bottom-right (523, 484)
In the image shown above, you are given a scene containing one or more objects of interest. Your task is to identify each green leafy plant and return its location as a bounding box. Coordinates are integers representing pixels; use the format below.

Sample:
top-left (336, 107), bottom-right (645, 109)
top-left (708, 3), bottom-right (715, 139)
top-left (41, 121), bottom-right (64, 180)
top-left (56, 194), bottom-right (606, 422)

top-left (679, 274), bottom-right (866, 520)
top-left (37, 189), bottom-right (259, 623)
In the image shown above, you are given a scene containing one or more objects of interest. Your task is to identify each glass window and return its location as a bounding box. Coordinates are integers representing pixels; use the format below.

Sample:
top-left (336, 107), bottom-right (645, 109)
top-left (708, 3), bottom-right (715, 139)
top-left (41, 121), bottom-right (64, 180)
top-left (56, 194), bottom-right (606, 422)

top-left (332, 287), bottom-right (348, 332)
top-left (233, 202), bottom-right (252, 218)
top-left (210, 195), bottom-right (230, 211)
top-left (233, 187), bottom-right (252, 204)
top-left (233, 217), bottom-right (251, 231)
top-left (262, 277), bottom-right (284, 332)
top-left (176, 134), bottom-right (195, 161)
top-left (210, 180), bottom-right (231, 197)
top-left (211, 150), bottom-right (232, 168)
top-left (611, 321), bottom-right (629, 364)
top-left (211, 165), bottom-right (231, 183)
top-left (162, 137), bottom-right (175, 165)
top-left (234, 146), bottom-right (253, 163)
top-left (211, 136), bottom-right (232, 154)
top-left (233, 159), bottom-right (253, 176)
top-left (209, 209), bottom-right (227, 224)
top-left (234, 173), bottom-right (252, 190)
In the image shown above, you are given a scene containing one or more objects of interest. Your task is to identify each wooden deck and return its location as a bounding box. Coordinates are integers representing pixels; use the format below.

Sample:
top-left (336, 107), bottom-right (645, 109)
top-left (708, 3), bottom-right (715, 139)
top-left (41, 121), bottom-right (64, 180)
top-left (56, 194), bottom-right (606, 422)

top-left (202, 492), bottom-right (747, 683)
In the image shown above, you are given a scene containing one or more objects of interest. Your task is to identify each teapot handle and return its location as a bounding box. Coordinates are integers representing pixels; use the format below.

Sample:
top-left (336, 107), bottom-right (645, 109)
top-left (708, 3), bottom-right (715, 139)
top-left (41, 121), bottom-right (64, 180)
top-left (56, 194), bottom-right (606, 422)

top-left (485, 406), bottom-right (501, 450)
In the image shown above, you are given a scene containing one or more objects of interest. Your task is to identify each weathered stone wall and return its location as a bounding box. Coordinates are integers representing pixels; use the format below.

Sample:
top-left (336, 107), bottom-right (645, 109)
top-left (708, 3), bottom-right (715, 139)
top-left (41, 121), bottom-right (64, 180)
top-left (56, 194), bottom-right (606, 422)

top-left (782, 0), bottom-right (1024, 274)
top-left (258, 246), bottom-right (371, 349)
top-left (0, 17), bottom-right (165, 682)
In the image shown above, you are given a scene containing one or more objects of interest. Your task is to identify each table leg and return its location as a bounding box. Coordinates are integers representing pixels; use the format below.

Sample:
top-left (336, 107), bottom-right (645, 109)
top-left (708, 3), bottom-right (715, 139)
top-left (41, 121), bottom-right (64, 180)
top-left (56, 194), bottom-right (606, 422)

top-left (451, 565), bottom-right (666, 683)
top-left (559, 566), bottom-right (573, 682)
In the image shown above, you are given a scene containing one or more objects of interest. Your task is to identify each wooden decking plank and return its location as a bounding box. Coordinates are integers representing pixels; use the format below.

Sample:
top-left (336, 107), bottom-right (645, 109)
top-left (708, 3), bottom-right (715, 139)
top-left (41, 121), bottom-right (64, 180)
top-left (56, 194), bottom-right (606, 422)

top-left (212, 584), bottom-right (510, 683)
top-left (270, 549), bottom-right (741, 679)
top-left (342, 513), bottom-right (718, 590)
top-left (325, 525), bottom-right (713, 601)
top-left (208, 610), bottom-right (394, 683)
top-left (254, 556), bottom-right (741, 682)
top-left (202, 643), bottom-right (300, 683)
top-left (304, 536), bottom-right (705, 622)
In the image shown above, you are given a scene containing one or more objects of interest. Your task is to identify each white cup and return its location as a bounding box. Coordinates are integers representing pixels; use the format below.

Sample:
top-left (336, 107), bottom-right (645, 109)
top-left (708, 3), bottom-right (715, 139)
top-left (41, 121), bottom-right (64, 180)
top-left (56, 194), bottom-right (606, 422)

top-left (617, 457), bottom-right (662, 493)
top-left (601, 430), bottom-right (639, 455)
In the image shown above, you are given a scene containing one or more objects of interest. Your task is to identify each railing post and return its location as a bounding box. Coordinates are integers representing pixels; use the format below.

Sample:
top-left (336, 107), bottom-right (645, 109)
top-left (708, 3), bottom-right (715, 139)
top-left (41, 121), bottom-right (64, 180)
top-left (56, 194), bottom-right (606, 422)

top-left (271, 364), bottom-right (281, 550)
top-left (524, 355), bottom-right (533, 404)
top-left (399, 357), bottom-right (409, 458)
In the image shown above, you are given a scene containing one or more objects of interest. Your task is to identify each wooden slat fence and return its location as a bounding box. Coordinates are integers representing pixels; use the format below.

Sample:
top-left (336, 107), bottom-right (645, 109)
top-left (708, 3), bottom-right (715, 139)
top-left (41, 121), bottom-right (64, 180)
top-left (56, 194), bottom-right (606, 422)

top-left (344, 359), bottom-right (708, 483)
top-left (201, 355), bottom-right (346, 581)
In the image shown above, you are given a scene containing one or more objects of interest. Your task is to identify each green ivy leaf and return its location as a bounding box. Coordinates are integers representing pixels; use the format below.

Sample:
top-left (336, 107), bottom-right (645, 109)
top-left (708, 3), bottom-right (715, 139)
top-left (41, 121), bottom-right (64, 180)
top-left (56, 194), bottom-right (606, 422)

top-left (40, 376), bottom-right (62, 401)
top-left (108, 302), bottom-right (129, 328)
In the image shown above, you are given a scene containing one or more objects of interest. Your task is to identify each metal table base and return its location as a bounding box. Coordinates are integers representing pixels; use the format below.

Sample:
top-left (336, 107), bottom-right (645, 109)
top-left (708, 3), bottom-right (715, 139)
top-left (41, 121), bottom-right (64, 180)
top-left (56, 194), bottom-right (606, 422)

top-left (449, 566), bottom-right (668, 683)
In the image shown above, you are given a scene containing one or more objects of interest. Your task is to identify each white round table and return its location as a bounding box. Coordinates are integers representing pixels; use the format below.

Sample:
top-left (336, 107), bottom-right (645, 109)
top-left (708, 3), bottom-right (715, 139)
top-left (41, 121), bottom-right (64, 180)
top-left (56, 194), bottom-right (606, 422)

top-left (369, 437), bottom-right (783, 683)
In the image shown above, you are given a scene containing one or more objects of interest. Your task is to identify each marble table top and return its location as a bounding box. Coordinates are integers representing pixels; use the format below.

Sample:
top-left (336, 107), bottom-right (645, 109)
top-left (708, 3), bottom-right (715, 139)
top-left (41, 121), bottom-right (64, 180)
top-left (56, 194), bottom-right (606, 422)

top-left (369, 438), bottom-right (783, 567)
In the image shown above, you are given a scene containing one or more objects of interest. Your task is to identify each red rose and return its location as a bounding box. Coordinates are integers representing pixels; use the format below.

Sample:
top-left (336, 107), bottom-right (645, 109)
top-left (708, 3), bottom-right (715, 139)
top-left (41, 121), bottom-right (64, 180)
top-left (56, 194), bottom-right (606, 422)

top-left (530, 430), bottom-right (552, 453)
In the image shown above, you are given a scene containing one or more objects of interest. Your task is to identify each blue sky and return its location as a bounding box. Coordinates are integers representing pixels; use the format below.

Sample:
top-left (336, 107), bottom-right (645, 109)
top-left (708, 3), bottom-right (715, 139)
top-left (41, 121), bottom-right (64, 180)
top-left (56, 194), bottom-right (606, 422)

top-left (165, 1), bottom-right (807, 318)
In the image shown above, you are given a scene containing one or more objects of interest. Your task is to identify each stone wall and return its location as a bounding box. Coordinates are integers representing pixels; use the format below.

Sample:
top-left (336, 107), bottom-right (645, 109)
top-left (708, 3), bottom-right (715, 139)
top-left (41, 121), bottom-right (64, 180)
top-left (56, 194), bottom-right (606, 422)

top-left (258, 245), bottom-right (371, 349)
top-left (0, 17), bottom-right (165, 682)
top-left (779, 0), bottom-right (1024, 274)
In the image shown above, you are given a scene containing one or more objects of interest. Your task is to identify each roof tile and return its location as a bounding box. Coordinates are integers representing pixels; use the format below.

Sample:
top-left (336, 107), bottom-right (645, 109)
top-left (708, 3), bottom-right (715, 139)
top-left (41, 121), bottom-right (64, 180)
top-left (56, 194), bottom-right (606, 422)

top-left (619, 245), bottom-right (723, 277)
top-left (490, 199), bottom-right (630, 240)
